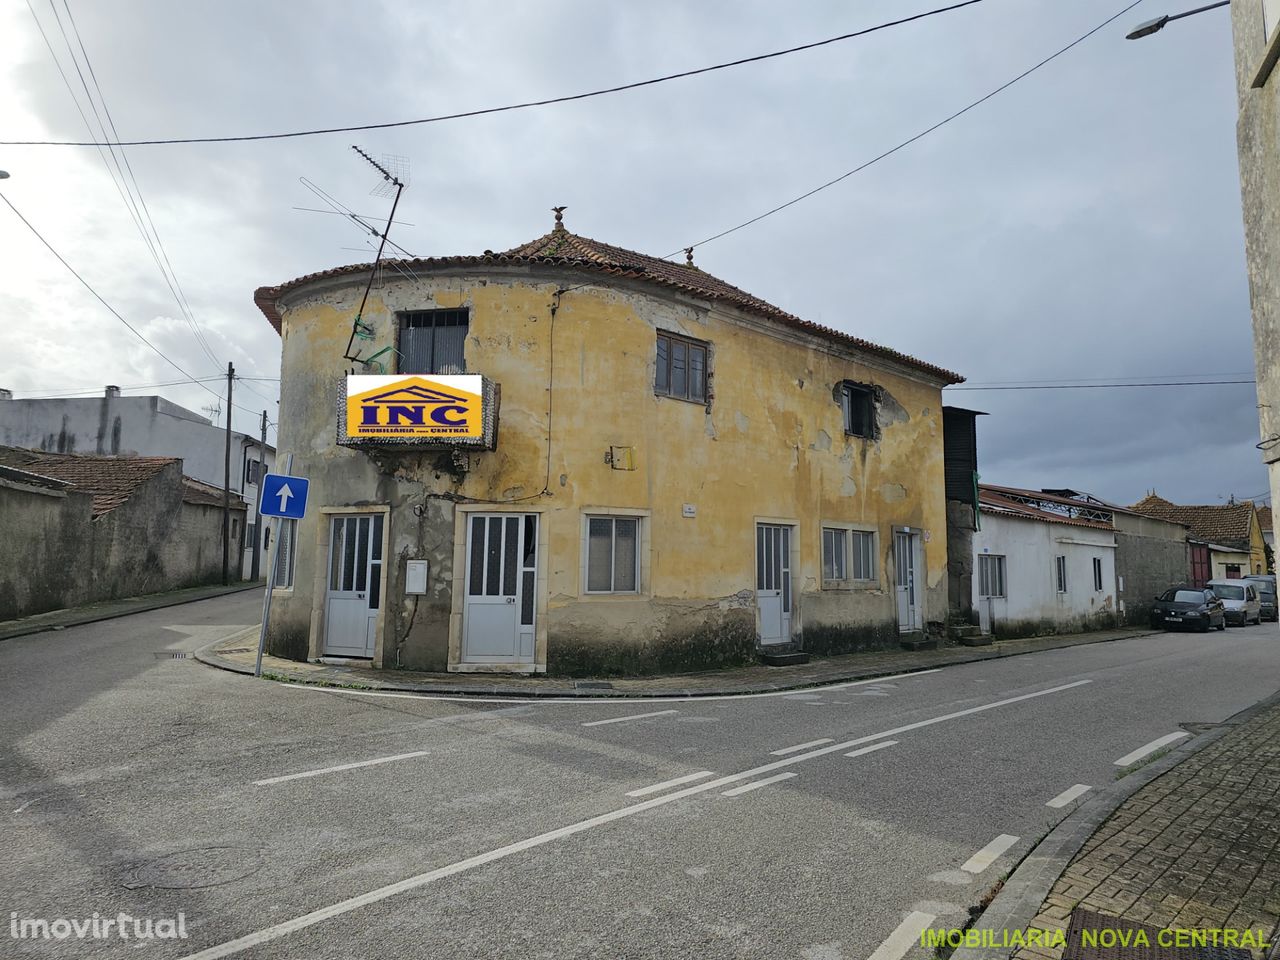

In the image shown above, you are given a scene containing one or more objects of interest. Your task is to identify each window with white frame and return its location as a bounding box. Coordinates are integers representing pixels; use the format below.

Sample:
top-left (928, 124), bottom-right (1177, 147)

top-left (586, 516), bottom-right (639, 593)
top-left (851, 530), bottom-right (875, 580)
top-left (1092, 557), bottom-right (1103, 592)
top-left (821, 527), bottom-right (876, 585)
top-left (1055, 555), bottom-right (1068, 593)
top-left (822, 528), bottom-right (847, 581)
top-left (274, 518), bottom-right (297, 588)
top-left (979, 554), bottom-right (1006, 598)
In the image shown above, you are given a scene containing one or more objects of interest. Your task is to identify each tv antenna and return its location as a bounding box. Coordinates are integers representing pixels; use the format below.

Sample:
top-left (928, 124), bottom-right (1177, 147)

top-left (343, 145), bottom-right (409, 364)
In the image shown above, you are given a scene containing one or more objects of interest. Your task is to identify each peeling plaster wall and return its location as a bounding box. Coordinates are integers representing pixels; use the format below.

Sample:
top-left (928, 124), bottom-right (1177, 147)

top-left (268, 265), bottom-right (951, 671)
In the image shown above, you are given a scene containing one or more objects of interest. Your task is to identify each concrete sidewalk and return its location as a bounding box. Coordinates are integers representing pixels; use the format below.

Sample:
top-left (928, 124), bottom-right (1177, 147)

top-left (197, 624), bottom-right (1161, 699)
top-left (0, 581), bottom-right (264, 642)
top-left (970, 691), bottom-right (1280, 960)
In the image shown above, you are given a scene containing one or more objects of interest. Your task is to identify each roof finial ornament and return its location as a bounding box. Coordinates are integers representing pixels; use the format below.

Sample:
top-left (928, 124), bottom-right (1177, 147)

top-left (684, 246), bottom-right (695, 268)
top-left (552, 206), bottom-right (567, 232)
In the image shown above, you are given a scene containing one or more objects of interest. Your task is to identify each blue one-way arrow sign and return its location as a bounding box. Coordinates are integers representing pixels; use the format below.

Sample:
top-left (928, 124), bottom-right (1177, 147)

top-left (259, 473), bottom-right (309, 520)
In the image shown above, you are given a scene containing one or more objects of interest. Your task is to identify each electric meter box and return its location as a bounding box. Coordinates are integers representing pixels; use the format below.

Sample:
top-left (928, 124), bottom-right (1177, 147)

top-left (405, 560), bottom-right (429, 595)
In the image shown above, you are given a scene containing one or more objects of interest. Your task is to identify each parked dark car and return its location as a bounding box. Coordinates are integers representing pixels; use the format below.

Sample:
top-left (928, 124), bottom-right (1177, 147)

top-left (1150, 586), bottom-right (1226, 632)
top-left (1245, 575), bottom-right (1278, 622)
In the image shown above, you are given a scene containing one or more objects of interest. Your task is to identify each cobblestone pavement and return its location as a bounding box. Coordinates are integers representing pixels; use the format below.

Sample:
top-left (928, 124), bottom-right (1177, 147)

top-left (200, 624), bottom-right (1158, 698)
top-left (1013, 697), bottom-right (1280, 960)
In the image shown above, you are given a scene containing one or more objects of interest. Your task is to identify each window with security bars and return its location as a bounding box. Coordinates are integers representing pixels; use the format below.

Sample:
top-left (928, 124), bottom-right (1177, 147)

top-left (586, 517), bottom-right (639, 593)
top-left (273, 518), bottom-right (297, 588)
top-left (1055, 555), bottom-right (1068, 594)
top-left (655, 332), bottom-right (708, 403)
top-left (1093, 557), bottom-right (1103, 592)
top-left (979, 554), bottom-right (1006, 598)
top-left (399, 309), bottom-right (469, 375)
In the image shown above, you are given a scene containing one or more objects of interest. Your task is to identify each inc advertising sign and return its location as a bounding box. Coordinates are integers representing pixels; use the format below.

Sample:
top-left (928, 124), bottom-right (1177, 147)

top-left (339, 375), bottom-right (496, 449)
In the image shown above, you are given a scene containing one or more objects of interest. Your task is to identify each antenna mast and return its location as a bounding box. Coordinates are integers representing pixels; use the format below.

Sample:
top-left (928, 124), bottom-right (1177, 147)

top-left (343, 146), bottom-right (408, 363)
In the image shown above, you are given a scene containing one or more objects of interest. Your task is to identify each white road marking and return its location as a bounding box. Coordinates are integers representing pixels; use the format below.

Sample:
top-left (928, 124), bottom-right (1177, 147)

top-left (279, 666), bottom-right (944, 706)
top-left (867, 911), bottom-right (937, 960)
top-left (961, 834), bottom-right (1019, 874)
top-left (1114, 732), bottom-right (1190, 767)
top-left (625, 771), bottom-right (716, 797)
top-left (253, 750), bottom-right (431, 786)
top-left (770, 738), bottom-right (834, 756)
top-left (581, 709), bottom-right (678, 727)
top-left (1046, 784), bottom-right (1092, 808)
top-left (824, 668), bottom-right (942, 691)
top-left (721, 771), bottom-right (797, 797)
top-left (179, 679), bottom-right (1089, 960)
top-left (844, 740), bottom-right (899, 759)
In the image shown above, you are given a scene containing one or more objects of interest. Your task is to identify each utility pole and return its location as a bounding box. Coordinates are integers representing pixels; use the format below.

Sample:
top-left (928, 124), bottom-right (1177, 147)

top-left (222, 362), bottom-right (234, 585)
top-left (251, 409), bottom-right (267, 581)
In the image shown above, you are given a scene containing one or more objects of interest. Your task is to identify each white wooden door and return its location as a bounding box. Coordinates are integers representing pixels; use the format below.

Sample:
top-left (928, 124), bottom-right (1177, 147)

top-left (463, 514), bottom-right (537, 664)
top-left (323, 514), bottom-right (383, 658)
top-left (756, 523), bottom-right (793, 645)
top-left (894, 530), bottom-right (923, 633)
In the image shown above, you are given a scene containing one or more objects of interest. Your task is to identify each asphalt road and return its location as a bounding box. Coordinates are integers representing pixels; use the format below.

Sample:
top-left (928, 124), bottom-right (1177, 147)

top-left (2, 593), bottom-right (1278, 960)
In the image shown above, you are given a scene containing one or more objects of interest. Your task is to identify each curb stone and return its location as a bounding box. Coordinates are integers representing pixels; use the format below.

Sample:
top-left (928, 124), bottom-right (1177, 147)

top-left (951, 686), bottom-right (1280, 960)
top-left (193, 626), bottom-right (1165, 701)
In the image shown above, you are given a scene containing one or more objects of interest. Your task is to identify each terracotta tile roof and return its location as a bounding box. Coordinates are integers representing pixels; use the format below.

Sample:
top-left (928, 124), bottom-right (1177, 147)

top-left (181, 476), bottom-right (246, 510)
top-left (978, 485), bottom-right (1115, 531)
top-left (253, 222), bottom-right (964, 385)
top-left (0, 447), bottom-right (245, 517)
top-left (1130, 494), bottom-right (1257, 548)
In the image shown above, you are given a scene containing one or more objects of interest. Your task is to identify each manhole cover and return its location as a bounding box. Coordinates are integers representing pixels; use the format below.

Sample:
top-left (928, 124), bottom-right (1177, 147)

top-left (575, 681), bottom-right (614, 690)
top-left (153, 651), bottom-right (189, 659)
top-left (126, 846), bottom-right (263, 890)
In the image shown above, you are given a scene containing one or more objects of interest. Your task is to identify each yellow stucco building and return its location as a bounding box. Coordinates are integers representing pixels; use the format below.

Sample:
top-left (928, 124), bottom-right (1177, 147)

top-left (253, 215), bottom-right (964, 674)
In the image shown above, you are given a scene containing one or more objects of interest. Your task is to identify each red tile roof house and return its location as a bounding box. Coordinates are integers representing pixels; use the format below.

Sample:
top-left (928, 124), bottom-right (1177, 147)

top-left (0, 446), bottom-right (247, 621)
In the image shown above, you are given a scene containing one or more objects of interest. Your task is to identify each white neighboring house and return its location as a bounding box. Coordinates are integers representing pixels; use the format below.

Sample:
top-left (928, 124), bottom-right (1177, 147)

top-left (0, 385), bottom-right (275, 580)
top-left (973, 485), bottom-right (1118, 636)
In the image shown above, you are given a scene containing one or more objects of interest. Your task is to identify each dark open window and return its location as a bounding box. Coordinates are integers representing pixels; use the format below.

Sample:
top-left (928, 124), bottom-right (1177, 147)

top-left (655, 331), bottom-right (708, 403)
top-left (840, 382), bottom-right (875, 438)
top-left (399, 309), bottom-right (469, 375)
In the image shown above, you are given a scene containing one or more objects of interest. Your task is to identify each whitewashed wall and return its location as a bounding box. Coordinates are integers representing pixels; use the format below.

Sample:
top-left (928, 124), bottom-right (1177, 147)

top-left (972, 512), bottom-right (1118, 634)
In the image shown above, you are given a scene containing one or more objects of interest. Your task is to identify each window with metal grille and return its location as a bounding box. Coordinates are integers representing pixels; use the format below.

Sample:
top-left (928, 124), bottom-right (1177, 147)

top-left (655, 331), bottom-right (708, 403)
top-left (398, 309), bottom-right (469, 375)
top-left (840, 383), bottom-right (874, 438)
top-left (274, 518), bottom-right (297, 588)
top-left (1055, 555), bottom-right (1068, 593)
top-left (979, 554), bottom-right (1006, 598)
top-left (585, 516), bottom-right (639, 593)
top-left (1093, 557), bottom-right (1103, 592)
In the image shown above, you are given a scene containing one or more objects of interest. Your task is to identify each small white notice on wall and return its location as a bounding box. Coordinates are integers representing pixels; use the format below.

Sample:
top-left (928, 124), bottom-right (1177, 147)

top-left (682, 503), bottom-right (696, 518)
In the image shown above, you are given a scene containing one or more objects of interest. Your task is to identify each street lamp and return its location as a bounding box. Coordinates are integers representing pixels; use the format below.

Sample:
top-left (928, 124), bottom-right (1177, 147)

top-left (1126, 0), bottom-right (1230, 39)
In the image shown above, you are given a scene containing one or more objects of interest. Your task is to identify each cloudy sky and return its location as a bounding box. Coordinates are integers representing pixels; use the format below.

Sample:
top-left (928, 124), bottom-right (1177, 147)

top-left (0, 0), bottom-right (1262, 506)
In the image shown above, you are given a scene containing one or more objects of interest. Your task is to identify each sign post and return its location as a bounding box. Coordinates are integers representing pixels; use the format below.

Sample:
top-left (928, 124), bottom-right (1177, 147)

top-left (254, 460), bottom-right (308, 678)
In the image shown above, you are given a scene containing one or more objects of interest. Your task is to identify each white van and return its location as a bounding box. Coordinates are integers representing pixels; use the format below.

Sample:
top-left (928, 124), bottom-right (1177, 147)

top-left (1207, 579), bottom-right (1262, 626)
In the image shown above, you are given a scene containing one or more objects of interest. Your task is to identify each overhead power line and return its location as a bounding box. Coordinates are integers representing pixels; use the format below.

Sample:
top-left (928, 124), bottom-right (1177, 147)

top-left (673, 0), bottom-right (1146, 254)
top-left (0, 193), bottom-right (262, 423)
top-left (2, 0), bottom-right (988, 147)
top-left (947, 380), bottom-right (1257, 391)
